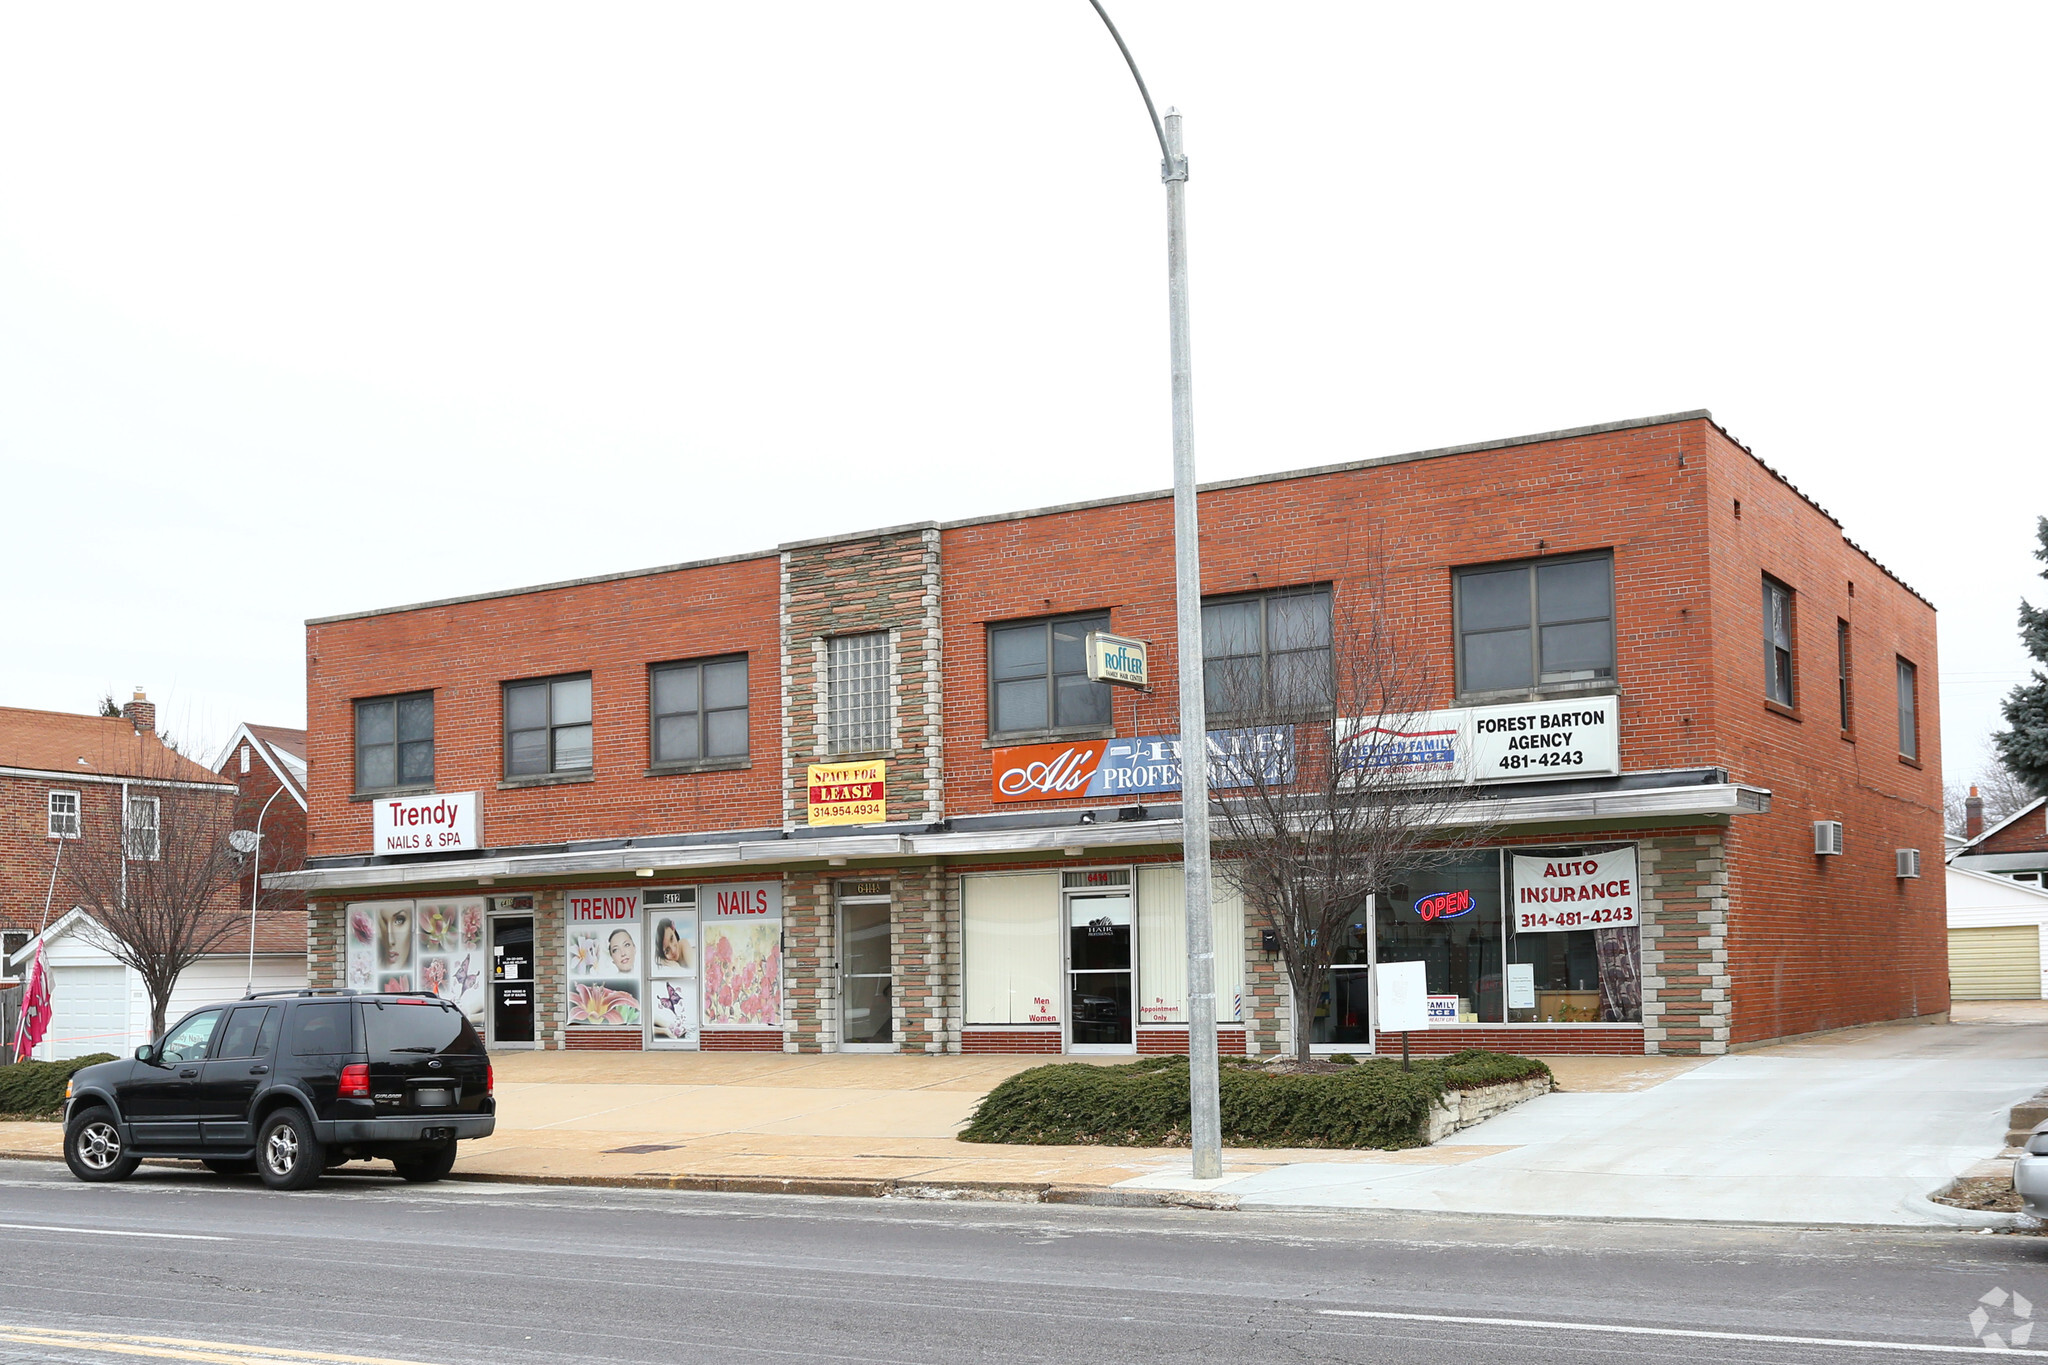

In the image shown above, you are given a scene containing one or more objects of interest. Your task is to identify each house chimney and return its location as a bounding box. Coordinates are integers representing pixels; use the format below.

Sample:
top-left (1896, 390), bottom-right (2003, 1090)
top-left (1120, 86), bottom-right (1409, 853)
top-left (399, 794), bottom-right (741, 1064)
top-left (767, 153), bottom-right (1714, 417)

top-left (1965, 785), bottom-right (1985, 840)
top-left (121, 686), bottom-right (156, 737)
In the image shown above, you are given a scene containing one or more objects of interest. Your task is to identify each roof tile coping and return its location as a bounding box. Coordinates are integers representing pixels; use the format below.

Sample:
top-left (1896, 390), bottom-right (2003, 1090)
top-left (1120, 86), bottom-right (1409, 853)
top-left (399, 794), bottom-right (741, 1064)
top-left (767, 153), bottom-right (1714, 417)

top-left (304, 408), bottom-right (1928, 624)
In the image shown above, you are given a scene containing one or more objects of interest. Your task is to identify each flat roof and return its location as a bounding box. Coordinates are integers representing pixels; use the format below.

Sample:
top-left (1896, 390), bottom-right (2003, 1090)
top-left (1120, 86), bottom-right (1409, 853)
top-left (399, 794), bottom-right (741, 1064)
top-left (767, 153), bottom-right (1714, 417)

top-left (307, 408), bottom-right (1928, 624)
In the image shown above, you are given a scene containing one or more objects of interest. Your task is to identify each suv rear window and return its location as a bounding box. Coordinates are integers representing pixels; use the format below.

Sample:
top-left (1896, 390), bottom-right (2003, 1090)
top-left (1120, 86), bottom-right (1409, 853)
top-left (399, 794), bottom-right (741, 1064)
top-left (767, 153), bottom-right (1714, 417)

top-left (362, 1000), bottom-right (484, 1056)
top-left (289, 1002), bottom-right (355, 1056)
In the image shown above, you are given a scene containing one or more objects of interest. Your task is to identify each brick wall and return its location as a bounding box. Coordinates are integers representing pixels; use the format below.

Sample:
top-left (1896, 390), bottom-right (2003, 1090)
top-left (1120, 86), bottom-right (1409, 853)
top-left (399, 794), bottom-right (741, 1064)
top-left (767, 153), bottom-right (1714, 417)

top-left (780, 526), bottom-right (944, 826)
top-left (1699, 427), bottom-right (1947, 1043)
top-left (1974, 804), bottom-right (2048, 856)
top-left (305, 555), bottom-right (783, 859)
top-left (783, 872), bottom-right (832, 1050)
top-left (1638, 833), bottom-right (1732, 1055)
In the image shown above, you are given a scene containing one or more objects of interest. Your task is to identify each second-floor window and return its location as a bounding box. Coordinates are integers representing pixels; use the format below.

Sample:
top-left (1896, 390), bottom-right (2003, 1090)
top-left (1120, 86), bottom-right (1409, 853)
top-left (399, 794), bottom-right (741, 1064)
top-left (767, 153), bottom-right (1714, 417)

top-left (505, 674), bottom-right (593, 777)
top-left (125, 794), bottom-right (159, 861)
top-left (1763, 575), bottom-right (1796, 708)
top-left (1897, 657), bottom-right (1919, 761)
top-left (1202, 586), bottom-right (1332, 713)
top-left (828, 633), bottom-right (891, 754)
top-left (651, 657), bottom-right (750, 764)
top-left (1836, 619), bottom-right (1853, 733)
top-left (988, 612), bottom-right (1111, 737)
top-left (355, 693), bottom-right (435, 792)
top-left (47, 790), bottom-right (80, 839)
top-left (1455, 554), bottom-right (1614, 696)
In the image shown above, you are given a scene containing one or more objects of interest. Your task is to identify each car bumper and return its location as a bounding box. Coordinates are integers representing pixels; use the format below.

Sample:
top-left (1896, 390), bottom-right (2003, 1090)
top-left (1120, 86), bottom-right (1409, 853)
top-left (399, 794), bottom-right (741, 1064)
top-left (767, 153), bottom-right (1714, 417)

top-left (2014, 1153), bottom-right (2048, 1218)
top-left (319, 1115), bottom-right (496, 1144)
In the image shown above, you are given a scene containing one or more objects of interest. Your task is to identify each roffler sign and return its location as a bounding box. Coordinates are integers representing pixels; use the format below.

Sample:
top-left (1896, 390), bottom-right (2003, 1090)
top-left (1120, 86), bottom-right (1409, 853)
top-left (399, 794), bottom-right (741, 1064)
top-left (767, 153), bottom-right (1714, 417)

top-left (1084, 631), bottom-right (1150, 688)
top-left (372, 791), bottom-right (480, 855)
top-left (1510, 846), bottom-right (1639, 933)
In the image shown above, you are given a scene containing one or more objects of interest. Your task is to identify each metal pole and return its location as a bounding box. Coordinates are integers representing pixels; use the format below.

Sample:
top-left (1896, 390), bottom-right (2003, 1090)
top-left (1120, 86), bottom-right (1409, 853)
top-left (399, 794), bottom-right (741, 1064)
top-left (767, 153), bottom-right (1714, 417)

top-left (248, 786), bottom-right (285, 990)
top-left (1163, 110), bottom-right (1222, 1181)
top-left (1083, 1), bottom-right (1222, 1183)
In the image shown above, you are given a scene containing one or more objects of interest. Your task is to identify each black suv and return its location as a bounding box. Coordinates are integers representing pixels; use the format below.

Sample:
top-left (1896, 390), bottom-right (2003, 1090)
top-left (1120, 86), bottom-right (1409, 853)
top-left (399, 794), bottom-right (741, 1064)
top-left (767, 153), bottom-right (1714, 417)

top-left (61, 990), bottom-right (496, 1190)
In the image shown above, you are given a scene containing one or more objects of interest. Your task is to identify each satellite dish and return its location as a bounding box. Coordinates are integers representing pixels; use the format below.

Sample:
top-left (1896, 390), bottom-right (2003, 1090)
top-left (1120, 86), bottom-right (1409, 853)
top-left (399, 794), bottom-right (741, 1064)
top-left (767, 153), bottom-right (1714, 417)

top-left (228, 830), bottom-right (259, 854)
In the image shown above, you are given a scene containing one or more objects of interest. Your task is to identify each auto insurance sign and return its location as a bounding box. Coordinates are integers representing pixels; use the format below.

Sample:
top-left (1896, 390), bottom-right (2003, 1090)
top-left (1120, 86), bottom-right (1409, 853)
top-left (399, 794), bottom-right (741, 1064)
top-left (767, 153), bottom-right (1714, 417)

top-left (1510, 846), bottom-right (1639, 934)
top-left (990, 727), bottom-right (1294, 803)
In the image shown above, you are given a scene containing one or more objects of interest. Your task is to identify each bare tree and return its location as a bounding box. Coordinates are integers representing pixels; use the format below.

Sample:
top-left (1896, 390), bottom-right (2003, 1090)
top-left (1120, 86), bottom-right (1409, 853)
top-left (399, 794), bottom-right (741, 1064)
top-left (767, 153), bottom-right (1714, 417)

top-left (60, 735), bottom-right (246, 1039)
top-left (1945, 747), bottom-right (2040, 836)
top-left (1206, 566), bottom-right (1495, 1064)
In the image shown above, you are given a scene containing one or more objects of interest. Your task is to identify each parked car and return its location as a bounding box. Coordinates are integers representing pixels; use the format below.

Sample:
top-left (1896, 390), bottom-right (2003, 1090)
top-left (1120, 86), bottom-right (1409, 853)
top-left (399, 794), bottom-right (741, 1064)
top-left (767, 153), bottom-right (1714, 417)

top-left (61, 989), bottom-right (495, 1190)
top-left (2015, 1121), bottom-right (2048, 1219)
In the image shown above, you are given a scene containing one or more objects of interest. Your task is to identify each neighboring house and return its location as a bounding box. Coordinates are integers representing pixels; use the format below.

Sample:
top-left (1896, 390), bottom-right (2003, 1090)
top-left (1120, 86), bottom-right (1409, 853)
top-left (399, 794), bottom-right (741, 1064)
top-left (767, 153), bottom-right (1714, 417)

top-left (211, 721), bottom-right (309, 937)
top-left (1950, 793), bottom-right (2048, 889)
top-left (1946, 864), bottom-right (2048, 1000)
top-left (279, 410), bottom-right (1946, 1062)
top-left (2, 694), bottom-right (305, 1060)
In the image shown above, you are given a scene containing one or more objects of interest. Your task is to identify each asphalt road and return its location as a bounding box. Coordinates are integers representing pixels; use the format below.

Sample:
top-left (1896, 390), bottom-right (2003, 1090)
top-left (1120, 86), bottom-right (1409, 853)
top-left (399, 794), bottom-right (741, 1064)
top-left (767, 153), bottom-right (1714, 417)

top-left (0, 1159), bottom-right (2042, 1364)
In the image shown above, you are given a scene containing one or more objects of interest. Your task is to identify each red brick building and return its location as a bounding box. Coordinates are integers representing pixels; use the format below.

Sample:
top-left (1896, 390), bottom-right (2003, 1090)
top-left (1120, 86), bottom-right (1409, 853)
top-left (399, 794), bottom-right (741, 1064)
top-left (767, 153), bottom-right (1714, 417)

top-left (277, 411), bottom-right (1947, 1058)
top-left (210, 722), bottom-right (309, 932)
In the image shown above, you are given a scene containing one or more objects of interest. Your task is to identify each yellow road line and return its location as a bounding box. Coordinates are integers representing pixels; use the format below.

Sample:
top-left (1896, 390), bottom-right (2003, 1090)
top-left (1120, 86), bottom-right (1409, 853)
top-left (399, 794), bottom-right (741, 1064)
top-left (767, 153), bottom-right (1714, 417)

top-left (0, 1326), bottom-right (449, 1365)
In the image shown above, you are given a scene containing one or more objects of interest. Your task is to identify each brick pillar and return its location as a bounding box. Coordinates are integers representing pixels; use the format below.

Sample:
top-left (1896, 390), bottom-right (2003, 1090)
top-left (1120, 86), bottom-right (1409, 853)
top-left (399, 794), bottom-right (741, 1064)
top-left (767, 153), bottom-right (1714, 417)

top-left (1241, 912), bottom-right (1291, 1057)
top-left (892, 868), bottom-right (952, 1053)
top-left (531, 888), bottom-right (567, 1049)
top-left (1639, 833), bottom-right (1731, 1056)
top-left (308, 899), bottom-right (344, 989)
top-left (783, 872), bottom-right (834, 1052)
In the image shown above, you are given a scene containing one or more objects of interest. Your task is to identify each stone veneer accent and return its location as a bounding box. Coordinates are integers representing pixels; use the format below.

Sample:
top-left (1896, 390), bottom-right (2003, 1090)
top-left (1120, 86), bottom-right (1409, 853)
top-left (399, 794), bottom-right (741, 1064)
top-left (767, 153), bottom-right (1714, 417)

top-left (1638, 832), bottom-right (1731, 1056)
top-left (780, 526), bottom-right (944, 827)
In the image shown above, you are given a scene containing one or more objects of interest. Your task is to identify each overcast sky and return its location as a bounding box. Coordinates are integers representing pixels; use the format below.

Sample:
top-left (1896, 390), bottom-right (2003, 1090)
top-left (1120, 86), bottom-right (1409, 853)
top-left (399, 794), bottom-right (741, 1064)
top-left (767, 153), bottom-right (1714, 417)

top-left (1, 3), bottom-right (2040, 784)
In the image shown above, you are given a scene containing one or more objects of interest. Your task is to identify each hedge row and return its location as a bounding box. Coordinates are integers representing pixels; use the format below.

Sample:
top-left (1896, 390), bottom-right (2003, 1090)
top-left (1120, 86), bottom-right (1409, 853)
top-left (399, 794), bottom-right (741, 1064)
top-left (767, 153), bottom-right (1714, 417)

top-left (958, 1050), bottom-right (1551, 1150)
top-left (0, 1055), bottom-right (118, 1117)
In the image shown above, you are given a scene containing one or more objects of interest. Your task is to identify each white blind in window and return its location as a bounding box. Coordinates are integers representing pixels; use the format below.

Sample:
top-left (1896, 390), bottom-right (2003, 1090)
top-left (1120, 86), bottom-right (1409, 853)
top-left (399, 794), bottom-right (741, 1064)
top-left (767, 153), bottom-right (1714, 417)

top-left (962, 872), bottom-right (1060, 1025)
top-left (829, 632), bottom-right (891, 754)
top-left (1136, 865), bottom-right (1245, 1024)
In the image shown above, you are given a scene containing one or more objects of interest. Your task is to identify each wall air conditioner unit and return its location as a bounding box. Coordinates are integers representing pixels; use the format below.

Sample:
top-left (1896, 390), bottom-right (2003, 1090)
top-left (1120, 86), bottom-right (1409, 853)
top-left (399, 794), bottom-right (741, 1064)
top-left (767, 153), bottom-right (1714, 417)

top-left (1896, 848), bottom-right (1921, 879)
top-left (1813, 821), bottom-right (1845, 856)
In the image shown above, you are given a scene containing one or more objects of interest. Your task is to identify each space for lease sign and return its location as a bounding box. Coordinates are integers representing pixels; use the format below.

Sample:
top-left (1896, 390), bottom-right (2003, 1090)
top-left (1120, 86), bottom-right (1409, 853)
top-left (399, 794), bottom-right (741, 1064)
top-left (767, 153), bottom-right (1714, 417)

top-left (807, 761), bottom-right (885, 826)
top-left (1510, 846), bottom-right (1639, 934)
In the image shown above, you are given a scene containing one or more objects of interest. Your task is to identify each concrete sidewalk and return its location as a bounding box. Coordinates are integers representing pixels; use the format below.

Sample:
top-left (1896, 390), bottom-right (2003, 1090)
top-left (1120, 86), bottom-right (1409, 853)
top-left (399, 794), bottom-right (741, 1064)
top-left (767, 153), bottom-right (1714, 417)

top-left (5, 1010), bottom-right (2037, 1223)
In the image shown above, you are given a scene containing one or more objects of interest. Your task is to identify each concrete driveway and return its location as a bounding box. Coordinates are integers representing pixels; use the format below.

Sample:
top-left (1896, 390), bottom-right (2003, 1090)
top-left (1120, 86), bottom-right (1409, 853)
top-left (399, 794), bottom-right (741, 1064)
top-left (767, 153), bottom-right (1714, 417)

top-left (1128, 1010), bottom-right (2048, 1224)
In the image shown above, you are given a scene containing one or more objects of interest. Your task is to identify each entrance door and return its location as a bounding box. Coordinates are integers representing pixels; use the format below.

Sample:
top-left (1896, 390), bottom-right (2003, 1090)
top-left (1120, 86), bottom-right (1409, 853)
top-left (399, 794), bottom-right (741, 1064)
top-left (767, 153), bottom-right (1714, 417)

top-left (490, 916), bottom-right (535, 1046)
top-left (840, 898), bottom-right (894, 1050)
top-left (1067, 893), bottom-right (1133, 1051)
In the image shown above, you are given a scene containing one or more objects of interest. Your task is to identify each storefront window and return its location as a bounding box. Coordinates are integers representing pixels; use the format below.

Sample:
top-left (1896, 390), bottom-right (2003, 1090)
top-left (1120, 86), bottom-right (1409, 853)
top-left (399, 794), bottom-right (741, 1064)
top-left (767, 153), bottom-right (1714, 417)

top-left (1505, 847), bottom-right (1642, 1023)
top-left (1135, 865), bottom-right (1246, 1025)
top-left (962, 872), bottom-right (1061, 1025)
top-left (344, 897), bottom-right (487, 1029)
top-left (1375, 856), bottom-right (1504, 1024)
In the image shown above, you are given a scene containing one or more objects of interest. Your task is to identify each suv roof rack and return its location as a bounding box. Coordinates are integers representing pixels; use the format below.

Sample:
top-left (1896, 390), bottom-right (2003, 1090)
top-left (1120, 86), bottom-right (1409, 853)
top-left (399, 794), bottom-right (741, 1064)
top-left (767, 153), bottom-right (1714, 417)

top-left (241, 987), bottom-right (361, 1000)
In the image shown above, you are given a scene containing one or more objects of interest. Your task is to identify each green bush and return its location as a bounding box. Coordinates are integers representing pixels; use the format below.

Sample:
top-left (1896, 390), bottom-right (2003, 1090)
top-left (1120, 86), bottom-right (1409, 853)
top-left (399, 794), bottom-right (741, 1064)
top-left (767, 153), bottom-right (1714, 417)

top-left (959, 1049), bottom-right (1550, 1150)
top-left (0, 1054), bottom-right (118, 1117)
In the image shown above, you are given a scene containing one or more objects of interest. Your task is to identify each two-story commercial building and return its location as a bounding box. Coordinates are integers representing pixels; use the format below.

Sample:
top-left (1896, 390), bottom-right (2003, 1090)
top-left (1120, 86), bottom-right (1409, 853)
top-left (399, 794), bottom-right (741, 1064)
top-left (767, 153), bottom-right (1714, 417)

top-left (274, 411), bottom-right (1947, 1059)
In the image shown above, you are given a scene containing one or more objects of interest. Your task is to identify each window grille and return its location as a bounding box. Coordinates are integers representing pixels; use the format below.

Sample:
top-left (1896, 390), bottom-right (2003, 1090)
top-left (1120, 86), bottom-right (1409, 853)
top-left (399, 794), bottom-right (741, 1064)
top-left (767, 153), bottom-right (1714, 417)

top-left (47, 790), bottom-right (80, 839)
top-left (828, 633), bottom-right (891, 754)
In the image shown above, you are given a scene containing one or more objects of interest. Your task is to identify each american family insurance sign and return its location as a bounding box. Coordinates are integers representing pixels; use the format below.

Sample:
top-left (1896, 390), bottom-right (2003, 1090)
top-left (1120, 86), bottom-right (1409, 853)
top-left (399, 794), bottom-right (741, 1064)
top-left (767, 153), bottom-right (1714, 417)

top-left (990, 728), bottom-right (1294, 803)
top-left (1339, 696), bottom-right (1619, 784)
top-left (372, 791), bottom-right (480, 855)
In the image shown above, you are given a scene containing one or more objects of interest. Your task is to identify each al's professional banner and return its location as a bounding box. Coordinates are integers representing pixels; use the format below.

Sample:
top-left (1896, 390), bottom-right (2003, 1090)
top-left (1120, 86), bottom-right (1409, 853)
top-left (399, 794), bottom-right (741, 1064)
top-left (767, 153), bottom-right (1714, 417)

top-left (1510, 846), bottom-right (1639, 934)
top-left (1340, 696), bottom-right (1619, 785)
top-left (991, 727), bottom-right (1295, 803)
top-left (807, 761), bottom-right (885, 826)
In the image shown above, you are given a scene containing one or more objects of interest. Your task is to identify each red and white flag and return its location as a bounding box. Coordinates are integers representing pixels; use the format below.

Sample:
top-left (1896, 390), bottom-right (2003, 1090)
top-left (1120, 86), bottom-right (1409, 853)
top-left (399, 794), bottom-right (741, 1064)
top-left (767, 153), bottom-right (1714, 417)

top-left (12, 943), bottom-right (50, 1063)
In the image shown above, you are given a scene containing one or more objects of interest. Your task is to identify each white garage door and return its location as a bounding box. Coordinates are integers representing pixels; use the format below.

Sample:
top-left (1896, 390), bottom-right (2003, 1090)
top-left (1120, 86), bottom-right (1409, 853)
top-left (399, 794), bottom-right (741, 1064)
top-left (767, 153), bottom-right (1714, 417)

top-left (1950, 926), bottom-right (2043, 1001)
top-left (44, 966), bottom-right (130, 1059)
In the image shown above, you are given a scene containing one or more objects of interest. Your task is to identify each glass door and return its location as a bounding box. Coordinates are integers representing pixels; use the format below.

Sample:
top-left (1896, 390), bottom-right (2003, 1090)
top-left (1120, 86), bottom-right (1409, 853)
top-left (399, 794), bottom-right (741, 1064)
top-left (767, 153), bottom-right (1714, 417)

top-left (839, 890), bottom-right (894, 1051)
top-left (1067, 893), bottom-right (1133, 1051)
top-left (1313, 897), bottom-right (1376, 1052)
top-left (489, 916), bottom-right (535, 1047)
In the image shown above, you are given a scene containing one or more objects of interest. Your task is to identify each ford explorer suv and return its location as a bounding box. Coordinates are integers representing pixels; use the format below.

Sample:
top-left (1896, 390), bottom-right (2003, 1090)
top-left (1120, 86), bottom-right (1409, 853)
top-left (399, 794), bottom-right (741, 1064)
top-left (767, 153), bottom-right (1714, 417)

top-left (61, 990), bottom-right (495, 1190)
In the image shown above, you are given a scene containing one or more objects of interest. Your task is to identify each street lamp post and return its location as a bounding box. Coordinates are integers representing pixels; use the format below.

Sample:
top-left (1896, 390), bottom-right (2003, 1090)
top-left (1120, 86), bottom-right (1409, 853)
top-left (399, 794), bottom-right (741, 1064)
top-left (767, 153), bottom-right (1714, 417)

top-left (246, 785), bottom-right (286, 991)
top-left (1086, 1), bottom-right (1223, 1181)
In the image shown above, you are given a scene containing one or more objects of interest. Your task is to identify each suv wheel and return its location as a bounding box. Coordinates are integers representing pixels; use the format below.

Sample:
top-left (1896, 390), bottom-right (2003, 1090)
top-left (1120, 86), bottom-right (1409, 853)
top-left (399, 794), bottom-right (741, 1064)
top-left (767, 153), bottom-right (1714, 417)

top-left (256, 1109), bottom-right (324, 1191)
top-left (393, 1141), bottom-right (458, 1184)
top-left (65, 1107), bottom-right (140, 1183)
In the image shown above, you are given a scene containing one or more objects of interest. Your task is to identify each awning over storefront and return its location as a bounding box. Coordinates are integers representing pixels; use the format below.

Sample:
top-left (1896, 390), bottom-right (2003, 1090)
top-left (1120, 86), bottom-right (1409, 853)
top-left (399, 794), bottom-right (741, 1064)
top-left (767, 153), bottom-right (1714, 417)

top-left (271, 770), bottom-right (1770, 896)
